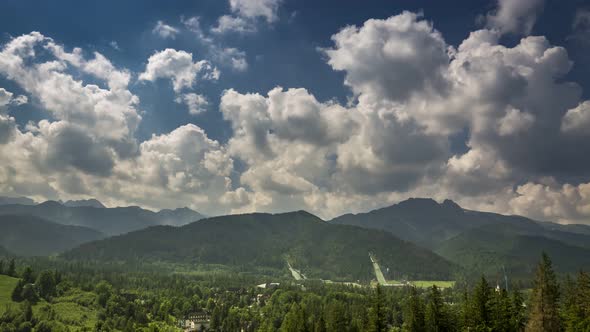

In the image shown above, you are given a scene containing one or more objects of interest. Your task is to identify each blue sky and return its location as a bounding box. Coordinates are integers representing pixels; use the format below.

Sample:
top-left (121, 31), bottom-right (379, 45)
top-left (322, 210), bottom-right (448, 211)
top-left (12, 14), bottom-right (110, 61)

top-left (2, 0), bottom-right (587, 142)
top-left (1, 0), bottom-right (590, 223)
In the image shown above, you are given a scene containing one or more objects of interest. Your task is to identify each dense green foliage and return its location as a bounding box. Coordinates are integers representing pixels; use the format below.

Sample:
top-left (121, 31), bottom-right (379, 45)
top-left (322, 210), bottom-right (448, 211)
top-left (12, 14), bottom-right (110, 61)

top-left (436, 222), bottom-right (590, 277)
top-left (0, 215), bottom-right (104, 256)
top-left (63, 211), bottom-right (455, 281)
top-left (0, 253), bottom-right (587, 331)
top-left (562, 271), bottom-right (590, 331)
top-left (526, 253), bottom-right (561, 331)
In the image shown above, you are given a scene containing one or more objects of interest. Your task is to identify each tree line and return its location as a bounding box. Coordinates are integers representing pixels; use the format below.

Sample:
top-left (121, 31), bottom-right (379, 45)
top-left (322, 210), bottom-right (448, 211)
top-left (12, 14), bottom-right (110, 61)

top-left (0, 253), bottom-right (588, 331)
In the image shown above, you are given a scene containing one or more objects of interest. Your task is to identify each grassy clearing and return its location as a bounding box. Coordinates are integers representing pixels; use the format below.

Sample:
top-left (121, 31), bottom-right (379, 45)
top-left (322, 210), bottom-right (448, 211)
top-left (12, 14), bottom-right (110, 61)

top-left (52, 301), bottom-right (98, 329)
top-left (410, 280), bottom-right (455, 288)
top-left (0, 275), bottom-right (98, 329)
top-left (0, 274), bottom-right (18, 314)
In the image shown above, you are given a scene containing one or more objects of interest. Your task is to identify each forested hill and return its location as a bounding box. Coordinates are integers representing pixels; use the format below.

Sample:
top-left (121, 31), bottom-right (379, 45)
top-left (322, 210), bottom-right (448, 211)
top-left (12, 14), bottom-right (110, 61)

top-left (330, 198), bottom-right (590, 247)
top-left (331, 198), bottom-right (590, 277)
top-left (435, 221), bottom-right (590, 276)
top-left (331, 198), bottom-right (510, 248)
top-left (0, 201), bottom-right (204, 235)
top-left (63, 211), bottom-right (455, 281)
top-left (0, 215), bottom-right (104, 256)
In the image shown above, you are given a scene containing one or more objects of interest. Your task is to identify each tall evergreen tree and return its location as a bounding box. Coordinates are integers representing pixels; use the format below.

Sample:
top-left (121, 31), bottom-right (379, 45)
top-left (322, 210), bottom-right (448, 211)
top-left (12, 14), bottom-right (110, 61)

top-left (21, 266), bottom-right (34, 284)
top-left (7, 258), bottom-right (16, 277)
top-left (367, 285), bottom-right (388, 332)
top-left (525, 253), bottom-right (561, 332)
top-left (280, 303), bottom-right (306, 332)
top-left (471, 276), bottom-right (491, 329)
top-left (11, 279), bottom-right (24, 302)
top-left (489, 288), bottom-right (512, 332)
top-left (563, 271), bottom-right (590, 331)
top-left (36, 270), bottom-right (56, 300)
top-left (424, 286), bottom-right (446, 332)
top-left (325, 300), bottom-right (347, 332)
top-left (403, 287), bottom-right (425, 332)
top-left (509, 289), bottom-right (525, 332)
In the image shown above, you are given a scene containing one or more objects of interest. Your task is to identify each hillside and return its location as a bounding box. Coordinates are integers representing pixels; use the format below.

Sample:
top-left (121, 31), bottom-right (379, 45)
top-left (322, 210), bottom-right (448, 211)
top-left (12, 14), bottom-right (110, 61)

top-left (63, 211), bottom-right (455, 281)
top-left (0, 215), bottom-right (105, 256)
top-left (155, 207), bottom-right (206, 227)
top-left (331, 197), bottom-right (590, 248)
top-left (0, 275), bottom-right (19, 314)
top-left (330, 198), bottom-right (590, 277)
top-left (330, 198), bottom-right (498, 248)
top-left (0, 201), bottom-right (204, 235)
top-left (435, 221), bottom-right (590, 276)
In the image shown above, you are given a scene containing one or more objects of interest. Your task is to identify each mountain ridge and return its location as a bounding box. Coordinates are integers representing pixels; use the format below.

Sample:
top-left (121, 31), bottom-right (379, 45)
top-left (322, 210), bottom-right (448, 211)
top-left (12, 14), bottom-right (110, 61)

top-left (0, 214), bottom-right (105, 256)
top-left (63, 211), bottom-right (455, 281)
top-left (0, 201), bottom-right (205, 235)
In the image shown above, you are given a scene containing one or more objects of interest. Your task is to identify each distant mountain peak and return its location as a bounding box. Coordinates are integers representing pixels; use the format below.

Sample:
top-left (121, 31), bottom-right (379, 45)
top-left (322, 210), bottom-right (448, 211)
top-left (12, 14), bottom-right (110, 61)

top-left (277, 209), bottom-right (318, 217)
top-left (392, 197), bottom-right (463, 212)
top-left (397, 197), bottom-right (439, 208)
top-left (442, 199), bottom-right (463, 211)
top-left (38, 200), bottom-right (64, 208)
top-left (63, 199), bottom-right (106, 208)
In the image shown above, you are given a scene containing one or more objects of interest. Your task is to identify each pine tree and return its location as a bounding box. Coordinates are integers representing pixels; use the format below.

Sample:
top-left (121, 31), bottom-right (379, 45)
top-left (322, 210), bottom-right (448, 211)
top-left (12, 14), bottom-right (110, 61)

top-left (563, 271), bottom-right (590, 331)
top-left (525, 253), bottom-right (561, 332)
top-left (489, 288), bottom-right (512, 332)
top-left (325, 300), bottom-right (346, 332)
top-left (0, 259), bottom-right (4, 275)
top-left (403, 287), bottom-right (425, 332)
top-left (36, 270), bottom-right (56, 300)
top-left (471, 276), bottom-right (491, 329)
top-left (577, 271), bottom-right (590, 323)
top-left (280, 303), bottom-right (305, 332)
top-left (509, 289), bottom-right (525, 332)
top-left (11, 279), bottom-right (24, 302)
top-left (22, 266), bottom-right (34, 284)
top-left (7, 258), bottom-right (16, 277)
top-left (367, 285), bottom-right (388, 332)
top-left (424, 286), bottom-right (446, 332)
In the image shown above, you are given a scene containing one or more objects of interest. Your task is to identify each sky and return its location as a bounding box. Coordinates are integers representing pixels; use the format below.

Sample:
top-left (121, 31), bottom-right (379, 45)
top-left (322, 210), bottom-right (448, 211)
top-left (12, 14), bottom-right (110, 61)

top-left (1, 0), bottom-right (590, 224)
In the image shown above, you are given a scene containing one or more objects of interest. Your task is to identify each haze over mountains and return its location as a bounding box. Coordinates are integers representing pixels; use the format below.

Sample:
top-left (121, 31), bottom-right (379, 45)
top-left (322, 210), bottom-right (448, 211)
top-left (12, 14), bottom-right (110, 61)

top-left (0, 214), bottom-right (104, 256)
top-left (0, 198), bottom-right (205, 236)
top-left (1, 196), bottom-right (589, 280)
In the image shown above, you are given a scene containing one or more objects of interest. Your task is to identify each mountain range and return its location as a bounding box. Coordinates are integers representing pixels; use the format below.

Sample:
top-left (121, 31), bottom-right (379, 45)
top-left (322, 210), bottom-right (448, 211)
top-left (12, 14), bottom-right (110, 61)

top-left (0, 214), bottom-right (104, 256)
top-left (0, 200), bottom-right (204, 235)
top-left (63, 199), bottom-right (106, 208)
top-left (331, 198), bottom-right (590, 276)
top-left (62, 211), bottom-right (455, 281)
top-left (1, 196), bottom-right (589, 280)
